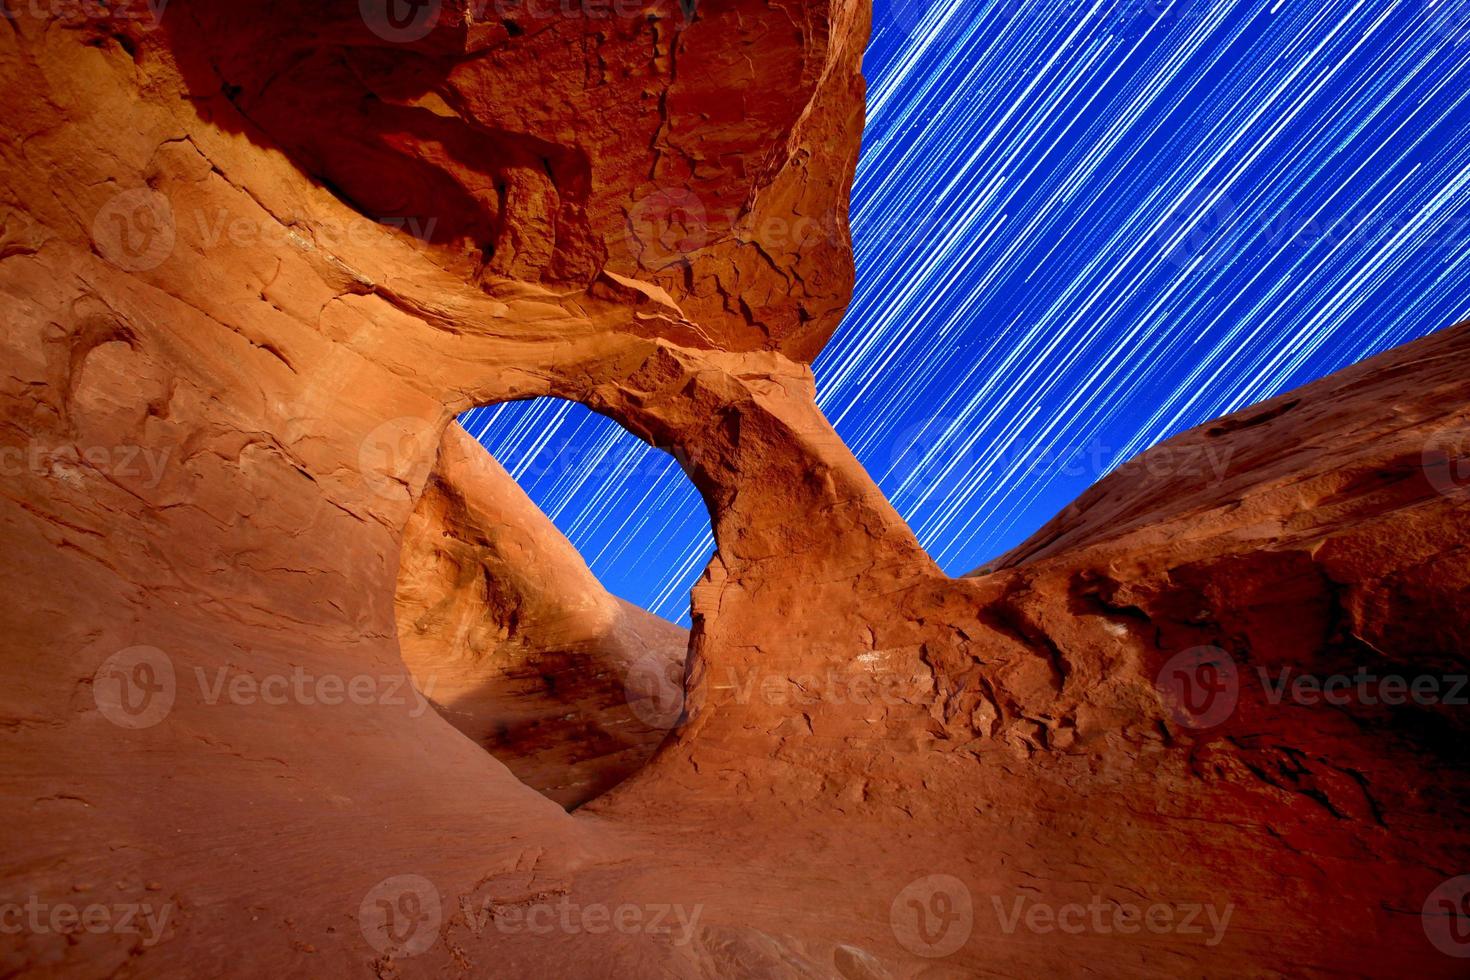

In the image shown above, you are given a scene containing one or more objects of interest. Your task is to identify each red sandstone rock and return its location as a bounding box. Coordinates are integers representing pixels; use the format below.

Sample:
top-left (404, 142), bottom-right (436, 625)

top-left (0, 1), bottom-right (1467, 977)
top-left (396, 423), bottom-right (687, 808)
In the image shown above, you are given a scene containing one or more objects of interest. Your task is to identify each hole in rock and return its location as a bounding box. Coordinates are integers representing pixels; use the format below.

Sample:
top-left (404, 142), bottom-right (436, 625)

top-left (393, 399), bottom-right (714, 810)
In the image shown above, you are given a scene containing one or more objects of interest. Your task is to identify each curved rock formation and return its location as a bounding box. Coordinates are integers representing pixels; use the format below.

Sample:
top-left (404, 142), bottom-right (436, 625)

top-left (396, 422), bottom-right (687, 808)
top-left (159, 0), bottom-right (864, 359)
top-left (0, 0), bottom-right (1467, 977)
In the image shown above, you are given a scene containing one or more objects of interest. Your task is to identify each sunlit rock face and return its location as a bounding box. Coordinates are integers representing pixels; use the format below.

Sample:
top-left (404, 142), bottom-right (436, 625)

top-left (0, 0), bottom-right (1468, 977)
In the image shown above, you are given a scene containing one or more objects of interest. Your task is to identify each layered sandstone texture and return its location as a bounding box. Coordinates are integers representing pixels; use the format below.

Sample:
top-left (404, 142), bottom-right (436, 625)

top-left (1, 1), bottom-right (1468, 978)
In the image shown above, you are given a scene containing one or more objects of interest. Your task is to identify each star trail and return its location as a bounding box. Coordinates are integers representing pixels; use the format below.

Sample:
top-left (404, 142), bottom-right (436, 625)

top-left (461, 0), bottom-right (1470, 625)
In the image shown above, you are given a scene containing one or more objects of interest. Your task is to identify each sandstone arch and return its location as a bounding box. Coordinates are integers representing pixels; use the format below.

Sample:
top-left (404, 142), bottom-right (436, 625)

top-left (0, 1), bottom-right (1467, 976)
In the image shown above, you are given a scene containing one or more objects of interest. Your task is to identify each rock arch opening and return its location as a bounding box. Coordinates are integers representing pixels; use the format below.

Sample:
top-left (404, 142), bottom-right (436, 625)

top-left (393, 399), bottom-right (712, 809)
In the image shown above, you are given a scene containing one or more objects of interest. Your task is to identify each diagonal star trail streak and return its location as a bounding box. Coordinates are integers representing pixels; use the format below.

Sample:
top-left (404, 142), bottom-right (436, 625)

top-left (462, 0), bottom-right (1470, 625)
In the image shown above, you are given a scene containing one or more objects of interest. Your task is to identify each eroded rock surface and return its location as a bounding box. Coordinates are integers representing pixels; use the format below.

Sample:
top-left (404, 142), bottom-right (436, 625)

top-left (396, 423), bottom-right (687, 808)
top-left (0, 1), bottom-right (1467, 977)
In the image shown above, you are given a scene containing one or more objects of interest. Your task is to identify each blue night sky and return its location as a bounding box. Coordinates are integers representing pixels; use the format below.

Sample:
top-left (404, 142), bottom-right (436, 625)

top-left (460, 0), bottom-right (1470, 625)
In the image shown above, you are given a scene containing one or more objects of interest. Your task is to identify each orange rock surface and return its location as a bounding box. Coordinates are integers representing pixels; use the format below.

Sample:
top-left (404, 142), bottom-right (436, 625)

top-left (396, 423), bottom-right (687, 808)
top-left (0, 1), bottom-right (1467, 977)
